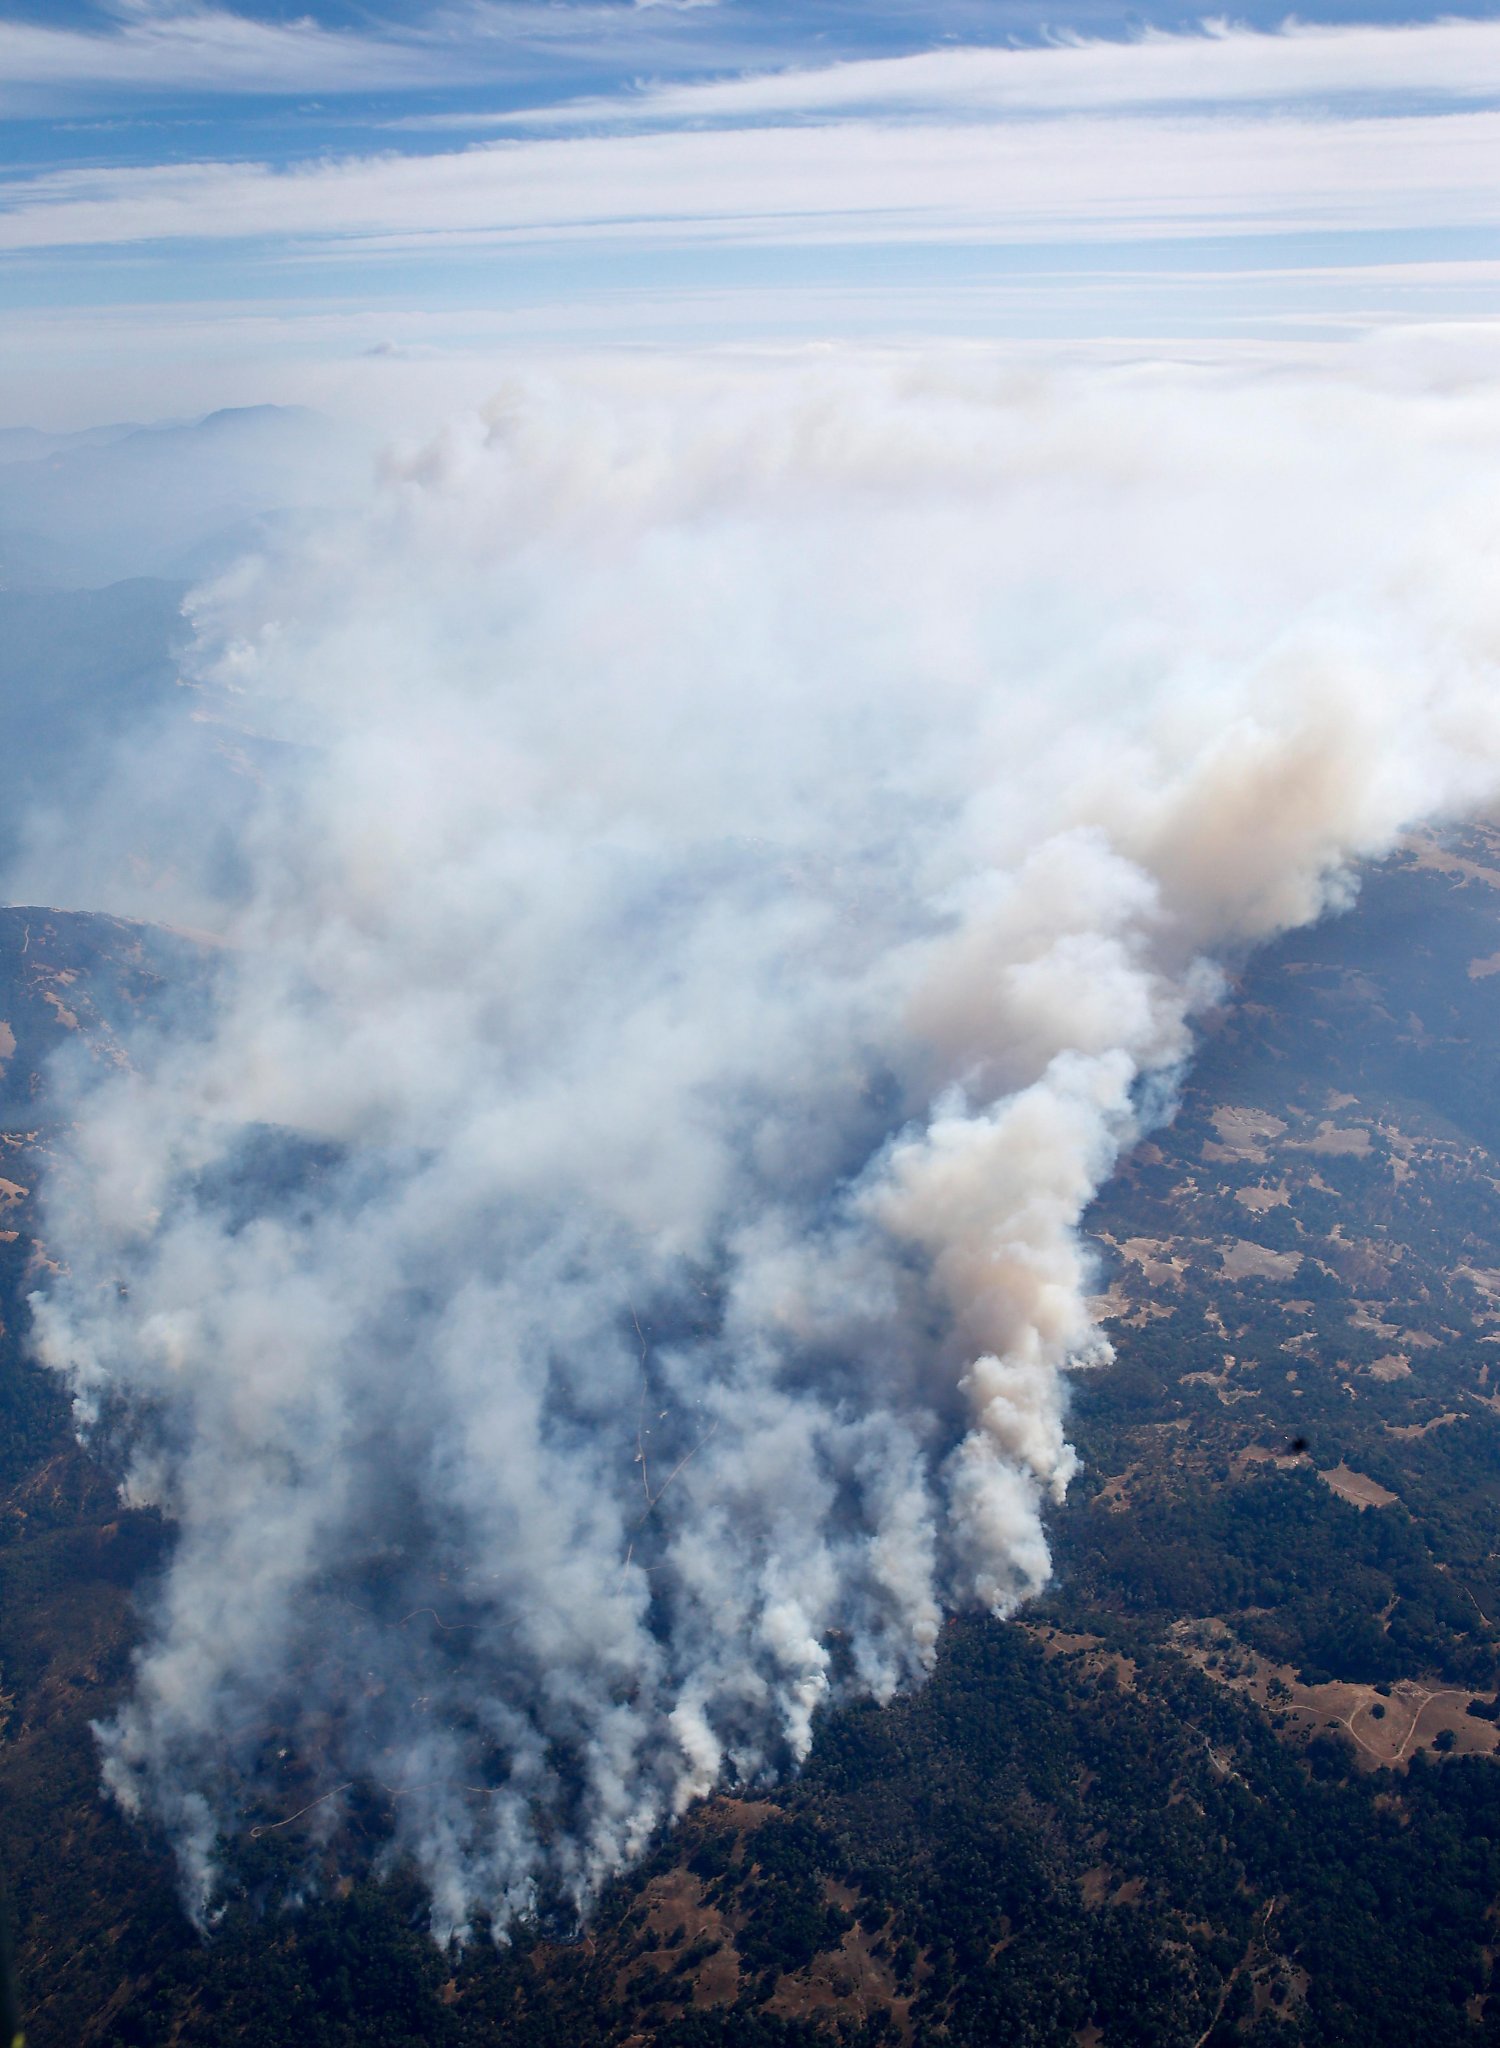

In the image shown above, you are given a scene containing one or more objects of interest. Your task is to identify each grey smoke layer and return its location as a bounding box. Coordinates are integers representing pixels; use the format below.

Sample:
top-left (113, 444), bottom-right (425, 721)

top-left (32, 352), bottom-right (1500, 1936)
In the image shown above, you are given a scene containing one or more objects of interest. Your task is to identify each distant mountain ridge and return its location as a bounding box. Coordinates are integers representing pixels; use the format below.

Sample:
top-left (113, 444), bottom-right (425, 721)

top-left (0, 404), bottom-right (360, 589)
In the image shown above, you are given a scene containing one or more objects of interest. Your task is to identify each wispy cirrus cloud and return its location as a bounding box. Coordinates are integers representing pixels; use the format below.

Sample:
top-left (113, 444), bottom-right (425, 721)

top-left (482, 16), bottom-right (1500, 129)
top-left (0, 1), bottom-right (441, 103)
top-left (0, 0), bottom-right (734, 115)
top-left (4, 101), bottom-right (1500, 256)
top-left (18, 7), bottom-right (1500, 129)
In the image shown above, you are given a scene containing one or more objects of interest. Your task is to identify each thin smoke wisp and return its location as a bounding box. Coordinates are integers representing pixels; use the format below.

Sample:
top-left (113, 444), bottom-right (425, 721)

top-left (32, 350), bottom-right (1500, 1936)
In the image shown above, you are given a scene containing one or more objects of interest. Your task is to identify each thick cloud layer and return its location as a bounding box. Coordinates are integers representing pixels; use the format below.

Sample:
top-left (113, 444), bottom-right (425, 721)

top-left (31, 350), bottom-right (1500, 1936)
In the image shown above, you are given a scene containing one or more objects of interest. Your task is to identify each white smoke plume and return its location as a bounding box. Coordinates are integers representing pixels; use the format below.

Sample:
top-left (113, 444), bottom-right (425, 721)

top-left (30, 347), bottom-right (1500, 1936)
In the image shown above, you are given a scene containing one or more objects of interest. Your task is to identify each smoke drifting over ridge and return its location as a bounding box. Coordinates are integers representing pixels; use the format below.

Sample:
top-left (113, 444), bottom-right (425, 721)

top-left (31, 350), bottom-right (1500, 1936)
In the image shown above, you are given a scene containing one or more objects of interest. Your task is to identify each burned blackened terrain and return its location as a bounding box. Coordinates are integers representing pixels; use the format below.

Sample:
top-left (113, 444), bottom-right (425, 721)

top-left (8, 830), bottom-right (1500, 2046)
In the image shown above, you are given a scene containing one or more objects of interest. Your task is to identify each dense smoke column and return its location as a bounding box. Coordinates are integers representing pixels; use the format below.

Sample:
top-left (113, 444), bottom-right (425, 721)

top-left (31, 353), bottom-right (1500, 1934)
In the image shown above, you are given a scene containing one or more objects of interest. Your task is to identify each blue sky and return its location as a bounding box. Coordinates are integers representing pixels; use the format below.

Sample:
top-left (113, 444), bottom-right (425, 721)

top-left (5, 0), bottom-right (1500, 423)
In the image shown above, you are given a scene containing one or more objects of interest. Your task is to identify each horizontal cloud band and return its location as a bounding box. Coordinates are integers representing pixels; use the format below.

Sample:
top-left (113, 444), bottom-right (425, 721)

top-left (11, 12), bottom-right (1500, 260)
